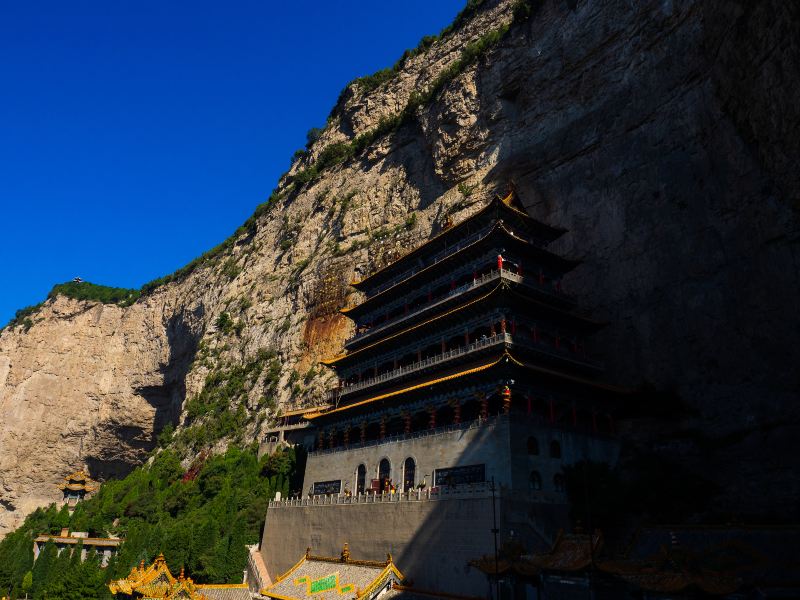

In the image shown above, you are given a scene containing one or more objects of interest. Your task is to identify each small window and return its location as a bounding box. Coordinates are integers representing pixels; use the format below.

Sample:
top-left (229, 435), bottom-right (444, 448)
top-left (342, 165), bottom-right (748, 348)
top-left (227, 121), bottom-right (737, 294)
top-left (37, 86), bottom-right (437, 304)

top-left (550, 440), bottom-right (562, 459)
top-left (554, 473), bottom-right (565, 493)
top-left (527, 436), bottom-right (540, 455)
top-left (529, 471), bottom-right (542, 491)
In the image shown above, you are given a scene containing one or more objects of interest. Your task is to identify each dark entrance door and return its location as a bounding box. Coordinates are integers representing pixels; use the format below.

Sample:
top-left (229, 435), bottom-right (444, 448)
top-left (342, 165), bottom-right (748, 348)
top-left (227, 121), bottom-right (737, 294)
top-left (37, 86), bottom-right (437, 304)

top-left (378, 458), bottom-right (391, 492)
top-left (356, 464), bottom-right (366, 494)
top-left (403, 457), bottom-right (415, 492)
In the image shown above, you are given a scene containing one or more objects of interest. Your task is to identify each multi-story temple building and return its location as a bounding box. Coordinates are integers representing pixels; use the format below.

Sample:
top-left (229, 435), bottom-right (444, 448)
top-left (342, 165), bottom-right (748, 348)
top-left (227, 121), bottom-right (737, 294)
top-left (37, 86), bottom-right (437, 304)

top-left (260, 192), bottom-right (626, 595)
top-left (59, 469), bottom-right (97, 511)
top-left (302, 193), bottom-right (621, 497)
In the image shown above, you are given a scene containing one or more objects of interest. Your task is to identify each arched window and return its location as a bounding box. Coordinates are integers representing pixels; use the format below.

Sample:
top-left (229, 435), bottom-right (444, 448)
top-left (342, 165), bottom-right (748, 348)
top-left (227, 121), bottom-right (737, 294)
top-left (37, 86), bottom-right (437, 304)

top-left (356, 464), bottom-right (366, 495)
top-left (403, 457), bottom-right (416, 492)
top-left (378, 458), bottom-right (391, 491)
top-left (529, 471), bottom-right (542, 491)
top-left (550, 440), bottom-right (562, 459)
top-left (527, 436), bottom-right (540, 455)
top-left (553, 473), bottom-right (565, 493)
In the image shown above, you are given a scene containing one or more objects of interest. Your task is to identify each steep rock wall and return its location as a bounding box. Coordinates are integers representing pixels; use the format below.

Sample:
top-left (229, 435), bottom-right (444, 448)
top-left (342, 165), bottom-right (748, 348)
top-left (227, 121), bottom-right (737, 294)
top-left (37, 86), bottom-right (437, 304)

top-left (1, 0), bottom-right (798, 536)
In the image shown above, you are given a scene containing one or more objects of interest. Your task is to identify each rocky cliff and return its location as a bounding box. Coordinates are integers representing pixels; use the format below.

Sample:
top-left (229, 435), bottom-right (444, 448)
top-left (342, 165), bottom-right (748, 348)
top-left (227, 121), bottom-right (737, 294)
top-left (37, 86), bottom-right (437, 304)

top-left (1, 0), bottom-right (798, 537)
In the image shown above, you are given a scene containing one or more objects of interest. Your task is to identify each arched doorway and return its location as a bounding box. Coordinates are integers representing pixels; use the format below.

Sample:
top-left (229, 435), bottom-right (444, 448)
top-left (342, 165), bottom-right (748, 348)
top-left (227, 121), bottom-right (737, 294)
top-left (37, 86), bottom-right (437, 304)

top-left (403, 457), bottom-right (416, 492)
top-left (378, 458), bottom-right (391, 492)
top-left (356, 464), bottom-right (366, 495)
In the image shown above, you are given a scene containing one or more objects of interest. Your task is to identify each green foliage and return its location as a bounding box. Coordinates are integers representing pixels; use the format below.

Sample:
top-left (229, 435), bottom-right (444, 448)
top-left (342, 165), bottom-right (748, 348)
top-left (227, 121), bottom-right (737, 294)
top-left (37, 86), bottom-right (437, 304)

top-left (457, 181), bottom-right (478, 197)
top-left (22, 570), bottom-right (33, 594)
top-left (221, 258), bottom-right (241, 280)
top-left (48, 281), bottom-right (141, 307)
top-left (215, 312), bottom-right (234, 335)
top-left (350, 0), bottom-right (489, 95)
top-left (0, 446), bottom-right (302, 597)
top-left (2, 303), bottom-right (43, 331)
top-left (305, 127), bottom-right (323, 148)
top-left (179, 350), bottom-right (279, 451)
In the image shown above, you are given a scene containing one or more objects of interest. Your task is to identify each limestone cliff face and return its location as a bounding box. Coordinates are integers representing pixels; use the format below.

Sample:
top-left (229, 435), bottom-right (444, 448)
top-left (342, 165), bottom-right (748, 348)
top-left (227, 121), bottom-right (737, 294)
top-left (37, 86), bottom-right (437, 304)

top-left (1, 0), bottom-right (798, 536)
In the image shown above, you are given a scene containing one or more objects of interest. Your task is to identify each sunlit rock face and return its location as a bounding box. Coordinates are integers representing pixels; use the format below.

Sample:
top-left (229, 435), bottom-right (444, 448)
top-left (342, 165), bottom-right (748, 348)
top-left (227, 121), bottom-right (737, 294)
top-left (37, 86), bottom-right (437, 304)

top-left (1, 0), bottom-right (798, 536)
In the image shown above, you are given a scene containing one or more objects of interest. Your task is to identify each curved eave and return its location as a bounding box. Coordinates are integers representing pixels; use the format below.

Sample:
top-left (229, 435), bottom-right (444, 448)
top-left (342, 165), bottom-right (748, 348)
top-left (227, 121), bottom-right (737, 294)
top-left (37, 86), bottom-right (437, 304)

top-left (309, 352), bottom-right (515, 420)
top-left (344, 223), bottom-right (578, 321)
top-left (351, 194), bottom-right (565, 291)
top-left (322, 282), bottom-right (601, 369)
top-left (321, 283), bottom-right (504, 367)
top-left (313, 351), bottom-right (629, 421)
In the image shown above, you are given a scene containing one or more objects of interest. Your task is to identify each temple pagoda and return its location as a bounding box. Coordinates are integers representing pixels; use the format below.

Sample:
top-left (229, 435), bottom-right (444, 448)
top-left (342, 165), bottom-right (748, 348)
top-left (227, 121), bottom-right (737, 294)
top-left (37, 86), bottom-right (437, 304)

top-left (301, 192), bottom-right (623, 499)
top-left (109, 554), bottom-right (249, 600)
top-left (59, 469), bottom-right (97, 511)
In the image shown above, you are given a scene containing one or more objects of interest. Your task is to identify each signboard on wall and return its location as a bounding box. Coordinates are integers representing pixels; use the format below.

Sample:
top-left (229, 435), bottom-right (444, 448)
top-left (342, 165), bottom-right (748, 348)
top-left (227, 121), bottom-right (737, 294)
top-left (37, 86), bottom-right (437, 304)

top-left (312, 480), bottom-right (342, 495)
top-left (434, 464), bottom-right (486, 487)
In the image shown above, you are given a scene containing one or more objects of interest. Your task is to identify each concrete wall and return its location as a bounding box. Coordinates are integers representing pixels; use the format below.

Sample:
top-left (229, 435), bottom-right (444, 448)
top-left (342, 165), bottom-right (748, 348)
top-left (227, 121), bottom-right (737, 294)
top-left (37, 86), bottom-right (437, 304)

top-left (302, 416), bottom-right (619, 497)
top-left (302, 419), bottom-right (513, 495)
top-left (259, 492), bottom-right (568, 596)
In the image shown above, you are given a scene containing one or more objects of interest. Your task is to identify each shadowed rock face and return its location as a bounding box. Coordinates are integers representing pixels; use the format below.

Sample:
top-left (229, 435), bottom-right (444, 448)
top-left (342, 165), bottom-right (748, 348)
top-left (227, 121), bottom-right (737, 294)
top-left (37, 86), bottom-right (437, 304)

top-left (1, 0), bottom-right (798, 535)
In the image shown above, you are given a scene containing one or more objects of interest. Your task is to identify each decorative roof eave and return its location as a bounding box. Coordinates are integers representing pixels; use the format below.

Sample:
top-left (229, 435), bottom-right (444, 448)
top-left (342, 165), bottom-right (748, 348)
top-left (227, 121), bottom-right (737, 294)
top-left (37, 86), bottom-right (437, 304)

top-left (322, 283), bottom-right (505, 367)
top-left (312, 350), bottom-right (629, 421)
top-left (323, 281), bottom-right (601, 369)
top-left (35, 534), bottom-right (122, 546)
top-left (350, 193), bottom-right (567, 292)
top-left (260, 546), bottom-right (404, 600)
top-left (344, 221), bottom-right (577, 319)
top-left (309, 352), bottom-right (516, 420)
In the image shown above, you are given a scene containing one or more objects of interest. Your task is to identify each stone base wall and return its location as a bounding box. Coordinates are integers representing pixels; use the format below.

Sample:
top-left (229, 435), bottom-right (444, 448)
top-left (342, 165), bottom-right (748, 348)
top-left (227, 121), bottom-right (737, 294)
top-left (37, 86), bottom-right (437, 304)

top-left (259, 493), bottom-right (567, 596)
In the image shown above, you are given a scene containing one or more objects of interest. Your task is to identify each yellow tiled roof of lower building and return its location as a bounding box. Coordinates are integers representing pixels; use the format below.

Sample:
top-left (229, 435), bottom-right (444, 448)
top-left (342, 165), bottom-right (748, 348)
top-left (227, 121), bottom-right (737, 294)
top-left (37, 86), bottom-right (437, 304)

top-left (261, 545), bottom-right (404, 600)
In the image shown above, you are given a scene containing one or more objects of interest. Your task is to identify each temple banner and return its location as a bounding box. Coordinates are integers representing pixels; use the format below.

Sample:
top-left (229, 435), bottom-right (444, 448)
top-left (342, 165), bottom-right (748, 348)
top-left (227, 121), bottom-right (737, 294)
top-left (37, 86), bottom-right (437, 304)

top-left (434, 464), bottom-right (485, 487)
top-left (312, 480), bottom-right (342, 495)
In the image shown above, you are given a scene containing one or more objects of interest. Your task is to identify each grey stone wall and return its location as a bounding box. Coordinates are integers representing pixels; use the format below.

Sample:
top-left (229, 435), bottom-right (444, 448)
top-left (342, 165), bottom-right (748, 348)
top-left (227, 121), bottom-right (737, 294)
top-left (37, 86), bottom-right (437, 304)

top-left (302, 415), bottom-right (618, 497)
top-left (259, 492), bottom-right (567, 596)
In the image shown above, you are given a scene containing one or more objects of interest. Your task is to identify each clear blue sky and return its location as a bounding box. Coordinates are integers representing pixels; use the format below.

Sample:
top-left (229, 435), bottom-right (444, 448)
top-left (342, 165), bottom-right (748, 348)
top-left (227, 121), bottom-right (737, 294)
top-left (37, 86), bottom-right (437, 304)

top-left (0, 1), bottom-right (466, 326)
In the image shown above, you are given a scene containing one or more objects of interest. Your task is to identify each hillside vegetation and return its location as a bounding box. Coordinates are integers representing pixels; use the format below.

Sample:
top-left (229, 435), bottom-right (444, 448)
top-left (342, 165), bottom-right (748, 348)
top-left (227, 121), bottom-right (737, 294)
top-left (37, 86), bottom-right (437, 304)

top-left (0, 446), bottom-right (303, 599)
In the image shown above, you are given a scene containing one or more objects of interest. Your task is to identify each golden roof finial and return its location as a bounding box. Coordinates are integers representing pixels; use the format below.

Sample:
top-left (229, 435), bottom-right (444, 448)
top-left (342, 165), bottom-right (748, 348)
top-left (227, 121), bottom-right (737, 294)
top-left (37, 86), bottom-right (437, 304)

top-left (341, 542), bottom-right (350, 563)
top-left (140, 559), bottom-right (145, 571)
top-left (305, 547), bottom-right (311, 559)
top-left (179, 566), bottom-right (185, 580)
top-left (386, 552), bottom-right (392, 565)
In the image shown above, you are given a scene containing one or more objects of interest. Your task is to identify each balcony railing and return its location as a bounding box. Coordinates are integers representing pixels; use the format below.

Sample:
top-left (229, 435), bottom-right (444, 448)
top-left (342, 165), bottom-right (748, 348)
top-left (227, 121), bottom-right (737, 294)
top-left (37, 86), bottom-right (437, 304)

top-left (339, 333), bottom-right (512, 398)
top-left (268, 480), bottom-right (493, 508)
top-left (347, 269), bottom-right (574, 346)
top-left (330, 331), bottom-right (601, 402)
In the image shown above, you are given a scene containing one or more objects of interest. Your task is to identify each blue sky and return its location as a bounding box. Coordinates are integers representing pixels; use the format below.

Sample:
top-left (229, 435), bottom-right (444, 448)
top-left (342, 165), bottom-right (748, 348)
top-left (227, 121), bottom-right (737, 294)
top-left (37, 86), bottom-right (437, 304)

top-left (0, 1), bottom-right (466, 326)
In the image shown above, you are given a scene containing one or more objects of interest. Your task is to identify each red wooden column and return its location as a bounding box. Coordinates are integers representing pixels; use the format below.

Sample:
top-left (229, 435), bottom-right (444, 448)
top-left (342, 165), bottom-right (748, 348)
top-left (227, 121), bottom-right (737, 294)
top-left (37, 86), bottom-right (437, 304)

top-left (318, 429), bottom-right (325, 450)
top-left (328, 429), bottom-right (336, 449)
top-left (343, 427), bottom-right (350, 447)
top-left (428, 406), bottom-right (437, 429)
top-left (453, 400), bottom-right (462, 425)
top-left (360, 421), bottom-right (366, 444)
top-left (441, 338), bottom-right (446, 353)
top-left (501, 386), bottom-right (511, 414)
top-left (480, 394), bottom-right (489, 420)
top-left (497, 254), bottom-right (504, 271)
top-left (464, 330), bottom-right (470, 345)
top-left (500, 318), bottom-right (507, 334)
top-left (379, 416), bottom-right (386, 439)
top-left (403, 412), bottom-right (411, 434)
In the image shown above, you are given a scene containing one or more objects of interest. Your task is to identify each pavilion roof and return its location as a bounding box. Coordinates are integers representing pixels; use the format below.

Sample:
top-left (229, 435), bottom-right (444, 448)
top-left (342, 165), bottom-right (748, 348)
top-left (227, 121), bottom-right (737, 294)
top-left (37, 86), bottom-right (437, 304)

top-left (108, 554), bottom-right (248, 600)
top-left (261, 545), bottom-right (404, 600)
top-left (351, 193), bottom-right (566, 293)
top-left (344, 221), bottom-right (576, 320)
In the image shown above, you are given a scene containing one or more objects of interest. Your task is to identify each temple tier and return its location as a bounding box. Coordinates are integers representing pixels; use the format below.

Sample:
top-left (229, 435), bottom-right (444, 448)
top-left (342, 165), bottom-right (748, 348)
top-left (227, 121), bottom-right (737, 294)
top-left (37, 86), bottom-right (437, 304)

top-left (302, 193), bottom-right (624, 499)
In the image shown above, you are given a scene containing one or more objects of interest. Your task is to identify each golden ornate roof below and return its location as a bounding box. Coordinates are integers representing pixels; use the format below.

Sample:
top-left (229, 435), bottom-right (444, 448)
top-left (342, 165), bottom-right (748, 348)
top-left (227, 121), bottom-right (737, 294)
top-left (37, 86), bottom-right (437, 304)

top-left (108, 554), bottom-right (248, 600)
